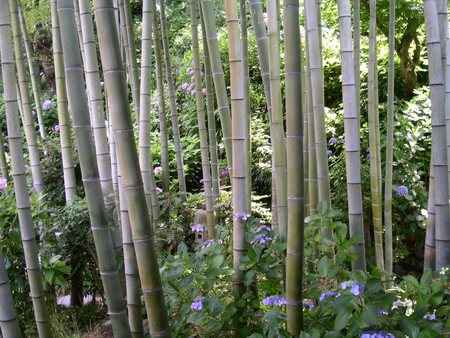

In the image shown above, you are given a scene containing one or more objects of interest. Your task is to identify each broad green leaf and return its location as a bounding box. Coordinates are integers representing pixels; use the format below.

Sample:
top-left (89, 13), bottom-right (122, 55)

top-left (317, 256), bottom-right (329, 277)
top-left (334, 310), bottom-right (351, 331)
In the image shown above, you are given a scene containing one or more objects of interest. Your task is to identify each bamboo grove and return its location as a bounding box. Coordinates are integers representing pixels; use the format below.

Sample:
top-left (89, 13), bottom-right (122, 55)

top-left (0, 0), bottom-right (449, 336)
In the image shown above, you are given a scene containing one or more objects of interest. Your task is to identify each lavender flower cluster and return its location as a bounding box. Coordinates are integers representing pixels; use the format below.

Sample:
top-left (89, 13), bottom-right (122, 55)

top-left (395, 185), bottom-right (408, 197)
top-left (251, 234), bottom-right (272, 245)
top-left (319, 291), bottom-right (341, 302)
top-left (234, 212), bottom-right (251, 221)
top-left (360, 331), bottom-right (395, 338)
top-left (42, 99), bottom-right (53, 111)
top-left (191, 296), bottom-right (204, 311)
top-left (0, 177), bottom-right (7, 193)
top-left (181, 68), bottom-right (207, 96)
top-left (340, 280), bottom-right (364, 296)
top-left (191, 224), bottom-right (205, 233)
top-left (262, 295), bottom-right (286, 307)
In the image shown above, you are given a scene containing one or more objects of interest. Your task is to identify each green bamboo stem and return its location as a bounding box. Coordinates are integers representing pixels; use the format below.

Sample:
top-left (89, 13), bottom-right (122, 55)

top-left (152, 11), bottom-right (170, 193)
top-left (0, 133), bottom-right (9, 180)
top-left (337, 0), bottom-right (366, 271)
top-left (384, 0), bottom-right (395, 274)
top-left (201, 15), bottom-right (220, 206)
top-left (57, 1), bottom-right (131, 336)
top-left (284, 0), bottom-right (305, 333)
top-left (93, 0), bottom-right (171, 335)
top-left (199, 0), bottom-right (233, 171)
top-left (190, 0), bottom-right (215, 237)
top-left (159, 0), bottom-right (187, 202)
top-left (0, 246), bottom-right (22, 337)
top-left (301, 43), bottom-right (309, 216)
top-left (225, 0), bottom-right (247, 296)
top-left (9, 0), bottom-right (43, 195)
top-left (424, 163), bottom-right (436, 271)
top-left (139, 0), bottom-right (160, 221)
top-left (353, 0), bottom-right (361, 120)
top-left (240, 0), bottom-right (251, 212)
top-left (50, 0), bottom-right (77, 203)
top-left (267, 0), bottom-right (287, 241)
top-left (118, 169), bottom-right (144, 338)
top-left (0, 3), bottom-right (52, 335)
top-left (304, 0), bottom-right (331, 224)
top-left (368, 0), bottom-right (384, 270)
top-left (18, 7), bottom-right (46, 140)
top-left (423, 0), bottom-right (450, 270)
top-left (79, 0), bottom-right (114, 199)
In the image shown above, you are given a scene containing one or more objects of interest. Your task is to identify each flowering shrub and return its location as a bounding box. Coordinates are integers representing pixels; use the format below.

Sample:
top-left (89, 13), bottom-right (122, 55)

top-left (42, 99), bottom-right (53, 110)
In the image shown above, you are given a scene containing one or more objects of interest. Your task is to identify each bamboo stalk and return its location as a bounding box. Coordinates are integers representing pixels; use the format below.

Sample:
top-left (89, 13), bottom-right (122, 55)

top-left (18, 7), bottom-right (46, 140)
top-left (93, 0), bottom-right (171, 334)
top-left (57, 1), bottom-right (131, 335)
top-left (0, 133), bottom-right (9, 180)
top-left (424, 163), bottom-right (436, 271)
top-left (0, 3), bottom-right (52, 335)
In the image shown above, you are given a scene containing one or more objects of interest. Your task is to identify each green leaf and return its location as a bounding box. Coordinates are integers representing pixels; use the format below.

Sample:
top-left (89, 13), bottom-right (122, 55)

top-left (420, 269), bottom-right (433, 286)
top-left (317, 201), bottom-right (328, 214)
top-left (362, 304), bottom-right (378, 326)
top-left (334, 310), bottom-right (351, 331)
top-left (418, 328), bottom-right (438, 338)
top-left (371, 293), bottom-right (396, 308)
top-left (401, 317), bottom-right (420, 338)
top-left (317, 256), bottom-right (329, 277)
top-left (404, 275), bottom-right (420, 289)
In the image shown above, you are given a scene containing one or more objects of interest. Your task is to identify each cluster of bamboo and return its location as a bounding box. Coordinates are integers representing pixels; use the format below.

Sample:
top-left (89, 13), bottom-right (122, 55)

top-left (0, 0), bottom-right (447, 336)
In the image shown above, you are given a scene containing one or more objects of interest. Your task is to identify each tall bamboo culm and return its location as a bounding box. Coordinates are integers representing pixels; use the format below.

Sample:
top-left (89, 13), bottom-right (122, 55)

top-left (284, 0), bottom-right (305, 333)
top-left (353, 0), bottom-right (361, 120)
top-left (199, 0), bottom-right (233, 170)
top-left (0, 247), bottom-right (22, 337)
top-left (384, 0), bottom-right (396, 274)
top-left (201, 15), bottom-right (220, 206)
top-left (337, 0), bottom-right (366, 271)
top-left (423, 0), bottom-right (450, 269)
top-left (18, 8), bottom-right (46, 140)
top-left (0, 134), bottom-right (9, 179)
top-left (50, 0), bottom-right (77, 203)
top-left (225, 0), bottom-right (247, 296)
top-left (190, 0), bottom-right (215, 237)
top-left (267, 0), bottom-right (287, 241)
top-left (93, 0), bottom-right (171, 335)
top-left (0, 2), bottom-right (52, 335)
top-left (424, 164), bottom-right (436, 270)
top-left (139, 0), bottom-right (160, 221)
top-left (9, 0), bottom-right (43, 195)
top-left (57, 1), bottom-right (132, 336)
top-left (159, 0), bottom-right (187, 202)
top-left (152, 8), bottom-right (170, 193)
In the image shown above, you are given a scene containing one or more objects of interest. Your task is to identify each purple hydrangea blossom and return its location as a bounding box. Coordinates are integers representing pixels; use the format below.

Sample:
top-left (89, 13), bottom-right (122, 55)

top-left (221, 167), bottom-right (230, 176)
top-left (340, 280), bottom-right (364, 296)
top-left (182, 82), bottom-right (189, 90)
top-left (234, 212), bottom-right (250, 221)
top-left (256, 225), bottom-right (271, 232)
top-left (303, 301), bottom-right (315, 310)
top-left (42, 100), bottom-right (53, 111)
top-left (202, 88), bottom-right (207, 94)
top-left (319, 291), bottom-right (341, 302)
top-left (191, 90), bottom-right (196, 96)
top-left (156, 187), bottom-right (163, 193)
top-left (424, 313), bottom-right (436, 320)
top-left (329, 137), bottom-right (338, 144)
top-left (189, 70), bottom-right (195, 76)
top-left (154, 166), bottom-right (162, 175)
top-left (360, 331), bottom-right (395, 338)
top-left (191, 297), bottom-right (203, 311)
top-left (395, 185), bottom-right (408, 197)
top-left (0, 177), bottom-right (7, 193)
top-left (53, 124), bottom-right (60, 132)
top-left (416, 215), bottom-right (425, 222)
top-left (191, 224), bottom-right (204, 233)
top-left (327, 150), bottom-right (332, 156)
top-left (262, 295), bottom-right (286, 307)
top-left (251, 234), bottom-right (272, 245)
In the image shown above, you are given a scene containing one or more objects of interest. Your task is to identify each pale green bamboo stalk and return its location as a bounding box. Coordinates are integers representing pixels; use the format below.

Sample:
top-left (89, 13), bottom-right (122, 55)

top-left (0, 3), bottom-right (52, 335)
top-left (423, 0), bottom-right (450, 270)
top-left (199, 0), bottom-right (233, 170)
top-left (18, 7), bottom-right (46, 140)
top-left (139, 0), bottom-right (160, 222)
top-left (424, 163), bottom-right (436, 271)
top-left (304, 0), bottom-right (331, 224)
top-left (159, 0), bottom-right (187, 202)
top-left (225, 0), bottom-right (247, 296)
top-left (118, 168), bottom-right (144, 338)
top-left (93, 0), bottom-right (171, 334)
top-left (368, 0), bottom-right (384, 270)
top-left (78, 0), bottom-right (114, 199)
top-left (384, 0), bottom-right (395, 274)
top-left (0, 246), bottom-right (22, 337)
top-left (240, 0), bottom-right (251, 212)
top-left (301, 41), bottom-right (309, 216)
top-left (267, 0), bottom-right (287, 241)
top-left (50, 0), bottom-right (77, 203)
top-left (9, 0), bottom-right (43, 195)
top-left (337, 0), bottom-right (366, 271)
top-left (353, 0), bottom-right (361, 120)
top-left (0, 133), bottom-right (9, 180)
top-left (201, 15), bottom-right (220, 206)
top-left (152, 11), bottom-right (170, 193)
top-left (284, 0), bottom-right (305, 333)
top-left (57, 1), bottom-right (131, 335)
top-left (191, 0), bottom-right (215, 237)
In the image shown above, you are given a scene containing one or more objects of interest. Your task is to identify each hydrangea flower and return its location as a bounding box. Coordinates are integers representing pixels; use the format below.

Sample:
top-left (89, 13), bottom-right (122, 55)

top-left (191, 297), bottom-right (204, 311)
top-left (42, 100), bottom-right (53, 111)
top-left (395, 185), bottom-right (408, 197)
top-left (360, 331), bottom-right (395, 338)
top-left (327, 150), bottom-right (332, 156)
top-left (262, 295), bottom-right (286, 307)
top-left (191, 90), bottom-right (196, 96)
top-left (256, 225), bottom-right (271, 232)
top-left (221, 167), bottom-right (230, 176)
top-left (329, 137), bottom-right (337, 144)
top-left (319, 291), bottom-right (340, 302)
top-left (53, 124), bottom-right (60, 132)
top-left (303, 301), bottom-right (315, 310)
top-left (0, 177), bottom-right (7, 193)
top-left (424, 313), bottom-right (436, 320)
top-left (156, 187), bottom-right (163, 193)
top-left (154, 166), bottom-right (162, 175)
top-left (416, 215), bottom-right (425, 222)
top-left (181, 82), bottom-right (189, 90)
top-left (191, 224), bottom-right (204, 233)
top-left (340, 280), bottom-right (364, 296)
top-left (32, 110), bottom-right (36, 117)
top-left (234, 212), bottom-right (250, 221)
top-left (202, 88), bottom-right (207, 94)
top-left (189, 70), bottom-right (195, 76)
top-left (251, 234), bottom-right (272, 245)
